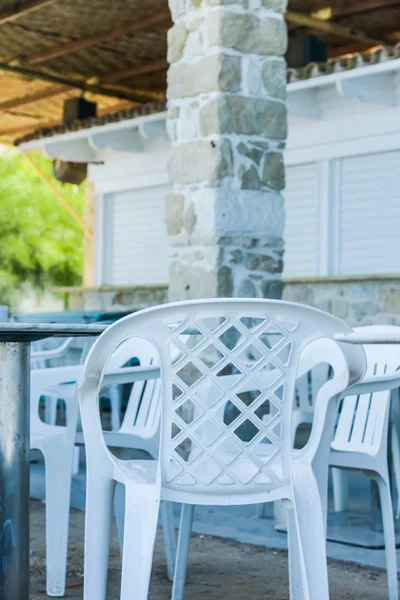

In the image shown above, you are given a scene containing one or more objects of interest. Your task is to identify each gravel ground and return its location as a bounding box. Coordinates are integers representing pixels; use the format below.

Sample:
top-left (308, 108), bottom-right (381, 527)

top-left (30, 499), bottom-right (394, 599)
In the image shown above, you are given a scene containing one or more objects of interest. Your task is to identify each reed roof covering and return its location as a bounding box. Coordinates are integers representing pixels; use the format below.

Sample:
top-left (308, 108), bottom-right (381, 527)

top-left (0, 0), bottom-right (399, 144)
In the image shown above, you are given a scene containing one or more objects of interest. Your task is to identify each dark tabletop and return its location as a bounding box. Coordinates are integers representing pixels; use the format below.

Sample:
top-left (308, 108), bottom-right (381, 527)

top-left (0, 322), bottom-right (109, 342)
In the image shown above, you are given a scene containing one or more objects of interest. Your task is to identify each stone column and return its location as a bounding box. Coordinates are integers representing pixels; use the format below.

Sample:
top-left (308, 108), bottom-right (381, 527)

top-left (166, 0), bottom-right (287, 301)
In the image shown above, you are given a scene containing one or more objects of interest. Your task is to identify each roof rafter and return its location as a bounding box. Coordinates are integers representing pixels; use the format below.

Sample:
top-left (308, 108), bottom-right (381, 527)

top-left (286, 10), bottom-right (391, 46)
top-left (20, 10), bottom-right (171, 66)
top-left (0, 0), bottom-right (58, 25)
top-left (0, 85), bottom-right (71, 112)
top-left (0, 62), bottom-right (165, 103)
top-left (101, 58), bottom-right (168, 84)
top-left (328, 0), bottom-right (400, 18)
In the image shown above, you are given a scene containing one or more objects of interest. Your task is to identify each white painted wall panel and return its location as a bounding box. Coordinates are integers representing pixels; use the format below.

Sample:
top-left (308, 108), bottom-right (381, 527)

top-left (286, 72), bottom-right (400, 165)
top-left (105, 184), bottom-right (170, 286)
top-left (338, 150), bottom-right (400, 275)
top-left (283, 162), bottom-right (319, 278)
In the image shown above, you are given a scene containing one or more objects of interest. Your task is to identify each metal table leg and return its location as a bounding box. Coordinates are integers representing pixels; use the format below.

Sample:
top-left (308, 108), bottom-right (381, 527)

top-left (0, 342), bottom-right (30, 600)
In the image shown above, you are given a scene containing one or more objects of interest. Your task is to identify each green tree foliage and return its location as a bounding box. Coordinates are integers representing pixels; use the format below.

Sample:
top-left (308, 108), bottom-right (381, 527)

top-left (0, 149), bottom-right (84, 304)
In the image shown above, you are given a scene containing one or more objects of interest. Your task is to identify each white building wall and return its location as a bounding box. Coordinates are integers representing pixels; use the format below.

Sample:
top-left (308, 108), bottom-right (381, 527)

top-left (283, 66), bottom-right (400, 279)
top-left (88, 141), bottom-right (171, 287)
top-left (90, 83), bottom-right (400, 284)
top-left (25, 60), bottom-right (400, 288)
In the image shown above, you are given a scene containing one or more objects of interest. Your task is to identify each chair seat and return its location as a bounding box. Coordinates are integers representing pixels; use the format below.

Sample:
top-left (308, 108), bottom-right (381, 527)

top-left (330, 446), bottom-right (381, 472)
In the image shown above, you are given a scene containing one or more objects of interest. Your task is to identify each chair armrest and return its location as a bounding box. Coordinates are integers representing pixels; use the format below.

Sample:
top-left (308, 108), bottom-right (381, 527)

top-left (103, 365), bottom-right (160, 386)
top-left (31, 337), bottom-right (73, 361)
top-left (346, 372), bottom-right (400, 396)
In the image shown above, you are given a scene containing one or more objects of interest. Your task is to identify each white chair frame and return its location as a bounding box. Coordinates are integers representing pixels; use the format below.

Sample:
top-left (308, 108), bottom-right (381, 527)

top-left (78, 299), bottom-right (367, 600)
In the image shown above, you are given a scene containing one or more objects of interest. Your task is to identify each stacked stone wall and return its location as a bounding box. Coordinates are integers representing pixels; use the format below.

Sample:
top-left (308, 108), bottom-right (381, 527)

top-left (283, 278), bottom-right (400, 326)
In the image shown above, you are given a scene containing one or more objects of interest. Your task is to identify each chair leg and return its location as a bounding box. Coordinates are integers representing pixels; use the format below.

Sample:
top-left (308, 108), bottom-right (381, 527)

top-left (120, 483), bottom-right (160, 600)
top-left (375, 475), bottom-right (399, 600)
top-left (291, 467), bottom-right (330, 600)
top-left (287, 505), bottom-right (305, 600)
top-left (43, 447), bottom-right (72, 597)
top-left (172, 504), bottom-right (195, 600)
top-left (84, 475), bottom-right (115, 600)
top-left (45, 395), bottom-right (58, 425)
top-left (390, 422), bottom-right (400, 519)
top-left (332, 468), bottom-right (349, 513)
top-left (256, 502), bottom-right (267, 519)
top-left (160, 501), bottom-right (177, 582)
top-left (114, 482), bottom-right (125, 553)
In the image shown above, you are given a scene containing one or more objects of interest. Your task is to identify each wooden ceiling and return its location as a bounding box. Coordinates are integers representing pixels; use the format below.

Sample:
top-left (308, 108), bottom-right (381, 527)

top-left (0, 0), bottom-right (399, 143)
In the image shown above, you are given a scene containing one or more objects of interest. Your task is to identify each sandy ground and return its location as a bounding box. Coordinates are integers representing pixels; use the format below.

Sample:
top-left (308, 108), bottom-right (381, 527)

top-left (29, 499), bottom-right (394, 600)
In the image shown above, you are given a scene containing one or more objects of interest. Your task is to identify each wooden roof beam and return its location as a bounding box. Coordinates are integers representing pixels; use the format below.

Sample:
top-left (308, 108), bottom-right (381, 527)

top-left (0, 62), bottom-right (164, 103)
top-left (0, 85), bottom-right (71, 112)
top-left (285, 10), bottom-right (391, 46)
top-left (20, 10), bottom-right (171, 66)
top-left (323, 0), bottom-right (400, 19)
top-left (101, 58), bottom-right (168, 84)
top-left (0, 0), bottom-right (58, 25)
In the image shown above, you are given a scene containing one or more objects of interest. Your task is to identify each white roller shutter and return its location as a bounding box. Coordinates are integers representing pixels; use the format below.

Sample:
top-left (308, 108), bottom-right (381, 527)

top-left (283, 162), bottom-right (319, 278)
top-left (105, 184), bottom-right (170, 286)
top-left (338, 151), bottom-right (400, 275)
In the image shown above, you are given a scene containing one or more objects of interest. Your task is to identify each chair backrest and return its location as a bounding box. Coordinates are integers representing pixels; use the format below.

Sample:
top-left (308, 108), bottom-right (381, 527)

top-left (31, 337), bottom-right (74, 369)
top-left (30, 365), bottom-right (84, 436)
top-left (80, 299), bottom-right (366, 503)
top-left (104, 337), bottom-right (160, 436)
top-left (332, 325), bottom-right (400, 455)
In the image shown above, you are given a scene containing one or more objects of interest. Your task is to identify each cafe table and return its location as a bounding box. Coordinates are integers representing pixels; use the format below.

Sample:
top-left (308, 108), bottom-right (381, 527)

top-left (0, 323), bottom-right (109, 600)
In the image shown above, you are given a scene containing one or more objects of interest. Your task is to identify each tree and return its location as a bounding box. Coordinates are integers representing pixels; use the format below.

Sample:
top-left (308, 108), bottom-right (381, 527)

top-left (0, 149), bottom-right (84, 306)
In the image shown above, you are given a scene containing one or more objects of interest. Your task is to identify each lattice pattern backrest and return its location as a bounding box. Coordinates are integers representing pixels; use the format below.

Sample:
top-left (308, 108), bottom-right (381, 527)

top-left (155, 304), bottom-right (322, 497)
top-left (81, 299), bottom-right (366, 496)
top-left (334, 326), bottom-right (400, 453)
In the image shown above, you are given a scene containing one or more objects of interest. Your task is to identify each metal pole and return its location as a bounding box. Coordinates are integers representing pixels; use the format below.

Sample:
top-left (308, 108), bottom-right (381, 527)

top-left (0, 342), bottom-right (30, 600)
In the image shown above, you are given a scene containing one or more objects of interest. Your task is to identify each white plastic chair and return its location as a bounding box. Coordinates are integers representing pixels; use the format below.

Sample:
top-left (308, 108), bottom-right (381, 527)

top-left (330, 327), bottom-right (400, 600)
top-left (275, 326), bottom-right (400, 519)
top-left (78, 299), bottom-right (366, 600)
top-left (31, 338), bottom-right (86, 475)
top-left (331, 326), bottom-right (400, 520)
top-left (30, 365), bottom-right (83, 597)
